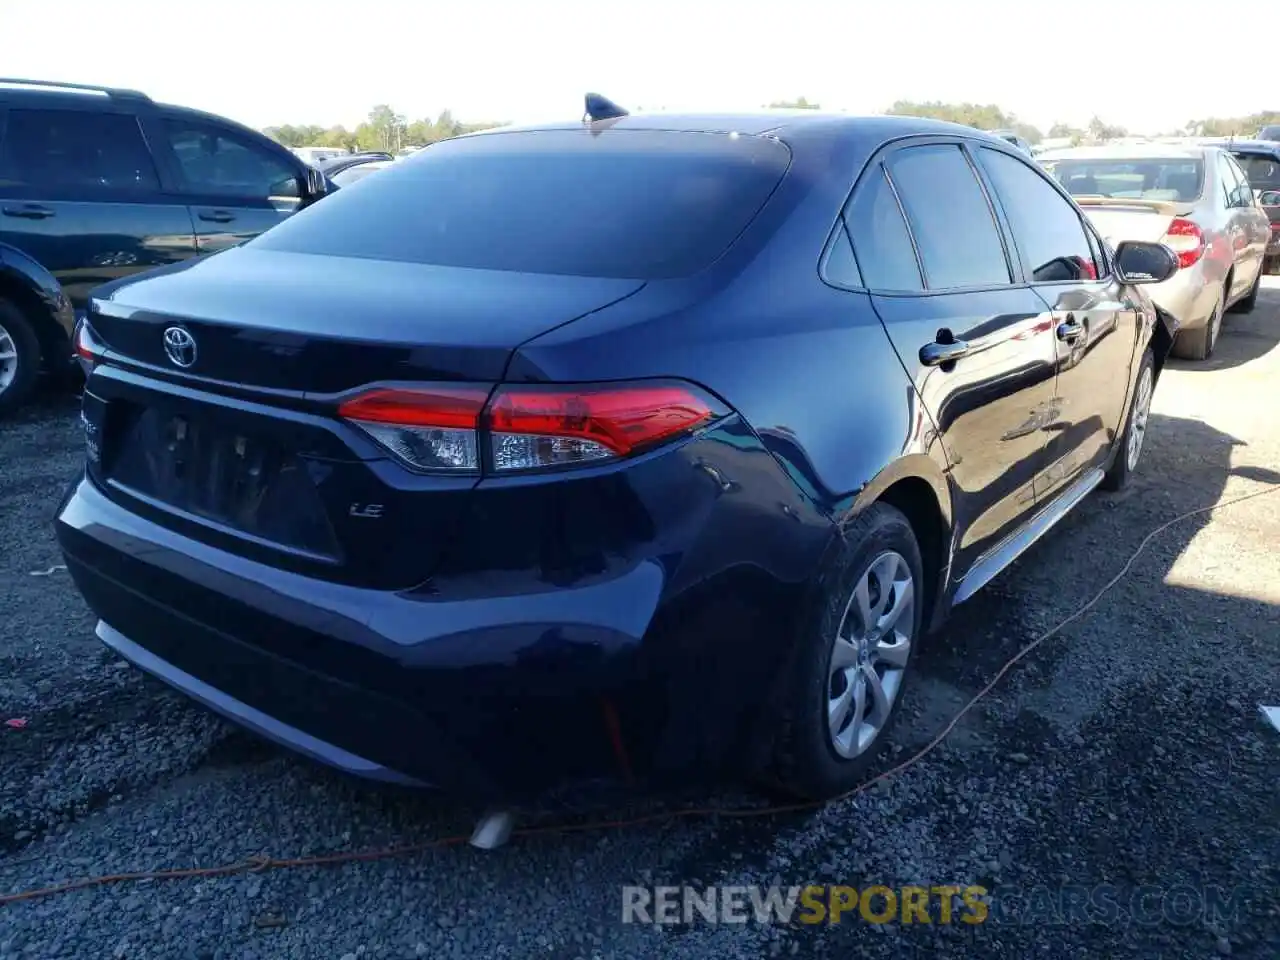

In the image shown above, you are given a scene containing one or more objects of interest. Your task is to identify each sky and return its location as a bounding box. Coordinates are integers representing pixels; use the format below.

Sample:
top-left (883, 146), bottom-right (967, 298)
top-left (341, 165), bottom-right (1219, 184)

top-left (2, 0), bottom-right (1267, 135)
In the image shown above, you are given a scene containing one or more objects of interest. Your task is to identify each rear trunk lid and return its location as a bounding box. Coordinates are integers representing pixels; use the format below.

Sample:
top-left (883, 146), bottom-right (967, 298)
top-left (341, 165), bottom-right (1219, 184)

top-left (81, 247), bottom-right (644, 590)
top-left (88, 247), bottom-right (645, 392)
top-left (1073, 196), bottom-right (1196, 246)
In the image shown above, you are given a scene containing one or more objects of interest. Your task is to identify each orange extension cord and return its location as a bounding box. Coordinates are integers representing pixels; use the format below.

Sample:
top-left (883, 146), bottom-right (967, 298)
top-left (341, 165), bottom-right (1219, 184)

top-left (3, 480), bottom-right (1277, 907)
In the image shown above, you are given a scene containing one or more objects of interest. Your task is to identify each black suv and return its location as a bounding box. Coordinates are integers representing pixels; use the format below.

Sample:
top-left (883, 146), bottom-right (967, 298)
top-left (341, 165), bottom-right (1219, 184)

top-left (0, 78), bottom-right (328, 412)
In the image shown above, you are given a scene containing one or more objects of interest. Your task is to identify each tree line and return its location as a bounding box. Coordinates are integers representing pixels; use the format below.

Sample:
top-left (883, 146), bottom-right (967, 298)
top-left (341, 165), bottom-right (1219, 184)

top-left (263, 104), bottom-right (504, 153)
top-left (265, 100), bottom-right (1280, 152)
top-left (766, 99), bottom-right (1280, 144)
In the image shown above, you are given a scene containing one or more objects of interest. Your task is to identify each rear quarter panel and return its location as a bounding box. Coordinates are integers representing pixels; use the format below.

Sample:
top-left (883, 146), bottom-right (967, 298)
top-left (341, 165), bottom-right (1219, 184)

top-left (510, 276), bottom-right (944, 524)
top-left (509, 126), bottom-right (953, 537)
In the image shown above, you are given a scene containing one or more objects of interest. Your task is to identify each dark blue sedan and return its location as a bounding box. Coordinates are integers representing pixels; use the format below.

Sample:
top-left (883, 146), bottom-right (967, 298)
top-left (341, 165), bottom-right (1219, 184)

top-left (57, 107), bottom-right (1179, 802)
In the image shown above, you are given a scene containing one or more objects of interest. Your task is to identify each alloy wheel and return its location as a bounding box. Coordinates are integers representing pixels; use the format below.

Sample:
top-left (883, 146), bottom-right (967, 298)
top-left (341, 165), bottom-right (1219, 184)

top-left (1125, 365), bottom-right (1153, 472)
top-left (827, 550), bottom-right (915, 759)
top-left (0, 323), bottom-right (18, 393)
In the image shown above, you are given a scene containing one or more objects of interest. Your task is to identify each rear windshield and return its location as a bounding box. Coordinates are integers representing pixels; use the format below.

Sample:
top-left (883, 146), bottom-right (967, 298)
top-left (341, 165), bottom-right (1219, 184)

top-left (253, 129), bottom-right (792, 279)
top-left (1233, 152), bottom-right (1280, 190)
top-left (1041, 158), bottom-right (1204, 202)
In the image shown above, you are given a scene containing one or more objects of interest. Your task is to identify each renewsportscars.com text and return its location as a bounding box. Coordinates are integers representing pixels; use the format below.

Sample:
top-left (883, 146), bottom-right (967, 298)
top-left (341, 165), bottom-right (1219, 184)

top-left (621, 883), bottom-right (1264, 927)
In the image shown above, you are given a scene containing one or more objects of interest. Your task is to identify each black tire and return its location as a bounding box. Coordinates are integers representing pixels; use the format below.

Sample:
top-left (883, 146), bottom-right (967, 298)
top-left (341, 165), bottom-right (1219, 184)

top-left (1231, 268), bottom-right (1261, 313)
top-left (0, 298), bottom-right (41, 416)
top-left (1102, 348), bottom-right (1155, 492)
top-left (765, 502), bottom-right (924, 801)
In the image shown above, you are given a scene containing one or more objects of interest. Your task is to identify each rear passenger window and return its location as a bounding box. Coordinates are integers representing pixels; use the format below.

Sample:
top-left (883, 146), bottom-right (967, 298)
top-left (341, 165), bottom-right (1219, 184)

top-left (887, 145), bottom-right (1010, 289)
top-left (844, 166), bottom-right (922, 291)
top-left (979, 148), bottom-right (1099, 282)
top-left (164, 121), bottom-right (301, 201)
top-left (1224, 155), bottom-right (1254, 207)
top-left (0, 109), bottom-right (159, 192)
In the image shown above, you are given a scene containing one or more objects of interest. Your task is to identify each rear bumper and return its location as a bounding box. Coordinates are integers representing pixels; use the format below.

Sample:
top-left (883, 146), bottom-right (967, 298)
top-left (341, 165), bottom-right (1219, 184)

top-left (97, 621), bottom-right (423, 786)
top-left (1149, 263), bottom-right (1218, 331)
top-left (55, 421), bottom-right (832, 798)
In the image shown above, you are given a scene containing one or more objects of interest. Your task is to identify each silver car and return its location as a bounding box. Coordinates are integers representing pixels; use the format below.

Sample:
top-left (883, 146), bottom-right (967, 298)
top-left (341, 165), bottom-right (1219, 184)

top-left (1038, 144), bottom-right (1269, 360)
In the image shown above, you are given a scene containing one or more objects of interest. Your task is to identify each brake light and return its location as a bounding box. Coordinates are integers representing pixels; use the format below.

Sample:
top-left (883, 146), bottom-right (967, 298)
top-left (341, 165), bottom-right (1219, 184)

top-left (488, 383), bottom-right (715, 471)
top-left (337, 381), bottom-right (720, 474)
top-left (338, 386), bottom-right (489, 472)
top-left (73, 320), bottom-right (103, 374)
top-left (1163, 218), bottom-right (1206, 269)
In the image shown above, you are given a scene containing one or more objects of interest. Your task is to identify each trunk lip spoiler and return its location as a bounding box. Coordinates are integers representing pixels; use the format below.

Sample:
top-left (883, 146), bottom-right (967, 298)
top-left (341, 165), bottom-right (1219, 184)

top-left (1071, 194), bottom-right (1196, 218)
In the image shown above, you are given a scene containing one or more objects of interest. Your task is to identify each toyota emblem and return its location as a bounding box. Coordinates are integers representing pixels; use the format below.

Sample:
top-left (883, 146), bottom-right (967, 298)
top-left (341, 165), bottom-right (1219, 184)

top-left (162, 327), bottom-right (197, 368)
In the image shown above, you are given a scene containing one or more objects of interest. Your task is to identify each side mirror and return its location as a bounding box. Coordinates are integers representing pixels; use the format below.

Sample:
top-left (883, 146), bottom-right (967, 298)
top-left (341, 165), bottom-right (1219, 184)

top-left (1260, 189), bottom-right (1280, 206)
top-left (1114, 241), bottom-right (1178, 285)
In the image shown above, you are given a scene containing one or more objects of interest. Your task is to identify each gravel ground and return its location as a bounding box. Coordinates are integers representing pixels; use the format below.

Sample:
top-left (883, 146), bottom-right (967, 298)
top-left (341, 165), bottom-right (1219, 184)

top-left (2, 287), bottom-right (1278, 959)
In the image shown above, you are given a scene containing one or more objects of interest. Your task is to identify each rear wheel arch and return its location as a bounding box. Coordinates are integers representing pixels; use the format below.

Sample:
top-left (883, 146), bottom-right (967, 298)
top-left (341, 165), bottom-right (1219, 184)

top-left (846, 456), bottom-right (952, 631)
top-left (760, 480), bottom-right (946, 800)
top-left (747, 458), bottom-right (951, 790)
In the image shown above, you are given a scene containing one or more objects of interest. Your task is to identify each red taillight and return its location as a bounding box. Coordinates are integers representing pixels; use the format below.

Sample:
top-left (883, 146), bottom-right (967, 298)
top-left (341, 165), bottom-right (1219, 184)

top-left (73, 320), bottom-right (102, 374)
top-left (338, 386), bottom-right (490, 473)
top-left (337, 386), bottom-right (488, 429)
top-left (1163, 218), bottom-right (1206, 269)
top-left (337, 381), bottom-right (719, 474)
top-left (488, 383), bottom-right (715, 471)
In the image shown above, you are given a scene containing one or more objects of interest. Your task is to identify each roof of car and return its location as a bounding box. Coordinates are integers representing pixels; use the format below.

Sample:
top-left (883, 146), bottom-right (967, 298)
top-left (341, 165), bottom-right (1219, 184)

top-left (461, 111), bottom-right (1016, 148)
top-left (0, 80), bottom-right (285, 148)
top-left (316, 152), bottom-right (393, 171)
top-left (1038, 143), bottom-right (1214, 161)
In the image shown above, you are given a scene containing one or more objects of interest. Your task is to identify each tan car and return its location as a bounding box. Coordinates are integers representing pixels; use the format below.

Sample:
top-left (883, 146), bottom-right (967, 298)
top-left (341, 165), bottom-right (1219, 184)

top-left (1038, 143), bottom-right (1269, 360)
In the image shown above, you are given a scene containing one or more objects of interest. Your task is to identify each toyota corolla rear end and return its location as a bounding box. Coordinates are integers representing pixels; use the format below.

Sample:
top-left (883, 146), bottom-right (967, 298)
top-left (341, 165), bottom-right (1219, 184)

top-left (54, 124), bottom-right (830, 799)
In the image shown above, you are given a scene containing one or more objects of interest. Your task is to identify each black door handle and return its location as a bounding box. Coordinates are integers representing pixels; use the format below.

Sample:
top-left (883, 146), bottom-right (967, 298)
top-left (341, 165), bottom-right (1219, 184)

top-left (1056, 314), bottom-right (1085, 342)
top-left (2, 204), bottom-right (55, 220)
top-left (197, 210), bottom-right (235, 223)
top-left (920, 338), bottom-right (971, 366)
